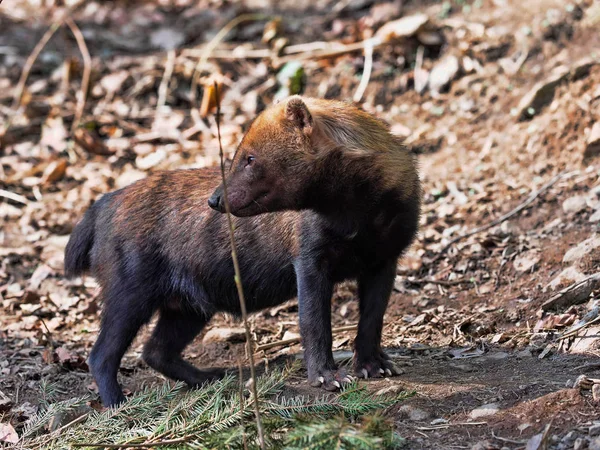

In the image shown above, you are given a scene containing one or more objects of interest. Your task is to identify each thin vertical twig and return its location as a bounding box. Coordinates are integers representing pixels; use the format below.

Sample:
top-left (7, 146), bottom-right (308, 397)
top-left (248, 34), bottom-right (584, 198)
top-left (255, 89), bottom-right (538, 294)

top-left (12, 21), bottom-right (64, 111)
top-left (156, 49), bottom-right (176, 111)
top-left (65, 17), bottom-right (91, 133)
top-left (353, 33), bottom-right (374, 103)
top-left (238, 360), bottom-right (248, 450)
top-left (214, 82), bottom-right (265, 449)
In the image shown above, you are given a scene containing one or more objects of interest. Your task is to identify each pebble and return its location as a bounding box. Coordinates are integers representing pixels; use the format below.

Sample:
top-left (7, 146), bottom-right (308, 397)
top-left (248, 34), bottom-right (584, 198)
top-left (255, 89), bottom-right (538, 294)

top-left (590, 437), bottom-right (600, 450)
top-left (398, 405), bottom-right (430, 421)
top-left (562, 195), bottom-right (588, 214)
top-left (429, 55), bottom-right (460, 95)
top-left (563, 235), bottom-right (600, 262)
top-left (430, 418), bottom-right (448, 425)
top-left (469, 403), bottom-right (500, 419)
top-left (590, 210), bottom-right (600, 222)
top-left (450, 363), bottom-right (474, 372)
top-left (517, 66), bottom-right (569, 120)
top-left (202, 327), bottom-right (246, 344)
top-left (584, 122), bottom-right (600, 160)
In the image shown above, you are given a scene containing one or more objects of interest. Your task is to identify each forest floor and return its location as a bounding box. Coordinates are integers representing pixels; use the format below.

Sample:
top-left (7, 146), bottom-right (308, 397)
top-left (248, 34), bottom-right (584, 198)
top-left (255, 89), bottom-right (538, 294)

top-left (2, 0), bottom-right (600, 448)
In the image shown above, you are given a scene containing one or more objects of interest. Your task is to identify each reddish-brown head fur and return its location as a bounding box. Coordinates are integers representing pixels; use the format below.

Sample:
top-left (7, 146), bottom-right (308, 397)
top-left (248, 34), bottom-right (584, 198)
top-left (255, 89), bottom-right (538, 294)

top-left (208, 96), bottom-right (418, 216)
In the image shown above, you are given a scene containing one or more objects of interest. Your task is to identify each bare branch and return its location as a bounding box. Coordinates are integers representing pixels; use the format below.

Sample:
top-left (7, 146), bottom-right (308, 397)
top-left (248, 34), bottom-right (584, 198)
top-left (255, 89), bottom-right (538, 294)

top-left (214, 82), bottom-right (266, 449)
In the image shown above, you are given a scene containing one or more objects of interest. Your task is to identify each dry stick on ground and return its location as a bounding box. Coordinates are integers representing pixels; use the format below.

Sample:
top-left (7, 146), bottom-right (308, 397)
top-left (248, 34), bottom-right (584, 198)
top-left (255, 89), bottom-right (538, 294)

top-left (156, 49), bottom-right (176, 111)
top-left (403, 278), bottom-right (473, 287)
top-left (72, 438), bottom-right (190, 449)
top-left (65, 17), bottom-right (91, 134)
top-left (214, 82), bottom-right (265, 450)
top-left (491, 431), bottom-right (527, 445)
top-left (0, 189), bottom-right (30, 205)
top-left (255, 324), bottom-right (358, 352)
top-left (543, 271), bottom-right (600, 312)
top-left (415, 422), bottom-right (487, 431)
top-left (559, 316), bottom-right (600, 341)
top-left (2, 17), bottom-right (65, 146)
top-left (181, 38), bottom-right (382, 62)
top-left (436, 171), bottom-right (567, 259)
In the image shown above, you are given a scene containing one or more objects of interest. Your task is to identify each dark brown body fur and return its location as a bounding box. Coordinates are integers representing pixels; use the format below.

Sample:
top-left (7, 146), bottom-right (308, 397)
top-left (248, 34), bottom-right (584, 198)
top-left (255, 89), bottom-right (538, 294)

top-left (65, 97), bottom-right (420, 407)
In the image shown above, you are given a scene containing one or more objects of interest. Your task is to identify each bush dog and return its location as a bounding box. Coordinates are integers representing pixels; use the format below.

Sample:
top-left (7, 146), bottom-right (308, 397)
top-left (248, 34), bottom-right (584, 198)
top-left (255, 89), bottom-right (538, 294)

top-left (65, 96), bottom-right (421, 407)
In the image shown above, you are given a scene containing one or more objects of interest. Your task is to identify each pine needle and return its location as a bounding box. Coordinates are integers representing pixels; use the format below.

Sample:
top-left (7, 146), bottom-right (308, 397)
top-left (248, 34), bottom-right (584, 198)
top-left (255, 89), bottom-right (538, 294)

top-left (18, 369), bottom-right (412, 450)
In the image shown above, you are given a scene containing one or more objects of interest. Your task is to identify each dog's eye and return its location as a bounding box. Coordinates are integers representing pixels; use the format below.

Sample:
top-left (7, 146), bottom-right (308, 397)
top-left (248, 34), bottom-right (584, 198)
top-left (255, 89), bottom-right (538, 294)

top-left (247, 156), bottom-right (255, 165)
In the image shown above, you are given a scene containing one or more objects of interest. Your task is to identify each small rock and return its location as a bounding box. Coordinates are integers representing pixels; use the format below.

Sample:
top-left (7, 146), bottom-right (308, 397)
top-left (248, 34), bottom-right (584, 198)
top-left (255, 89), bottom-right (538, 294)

top-left (375, 14), bottom-right (430, 43)
top-left (0, 392), bottom-right (12, 413)
top-left (574, 437), bottom-right (587, 450)
top-left (100, 71), bottom-right (131, 94)
top-left (514, 251), bottom-right (540, 272)
top-left (563, 235), bottom-right (600, 262)
top-left (526, 432), bottom-right (545, 450)
top-left (562, 195), bottom-right (588, 215)
top-left (202, 327), bottom-right (246, 344)
top-left (0, 203), bottom-right (23, 219)
top-left (390, 123), bottom-right (412, 138)
top-left (547, 266), bottom-right (585, 290)
top-left (590, 437), bottom-right (600, 450)
top-left (450, 363), bottom-right (474, 372)
top-left (429, 55), bottom-right (460, 95)
top-left (414, 68), bottom-right (429, 94)
top-left (136, 149), bottom-right (167, 170)
top-left (516, 349), bottom-right (533, 358)
top-left (398, 405), bottom-right (430, 421)
top-left (469, 403), bottom-right (500, 419)
top-left (562, 431), bottom-right (579, 445)
top-left (374, 385), bottom-right (406, 396)
top-left (487, 352), bottom-right (510, 360)
top-left (590, 210), bottom-right (600, 222)
top-left (517, 66), bottom-right (569, 120)
top-left (570, 326), bottom-right (600, 354)
top-left (430, 418), bottom-right (448, 425)
top-left (572, 57), bottom-right (597, 80)
top-left (584, 122), bottom-right (600, 160)
top-left (369, 2), bottom-right (403, 27)
top-left (593, 384), bottom-right (600, 403)
top-left (590, 423), bottom-right (600, 437)
top-left (0, 423), bottom-right (18, 444)
top-left (574, 374), bottom-right (594, 390)
top-left (471, 440), bottom-right (495, 450)
top-left (115, 170), bottom-right (147, 189)
top-left (150, 28), bottom-right (185, 50)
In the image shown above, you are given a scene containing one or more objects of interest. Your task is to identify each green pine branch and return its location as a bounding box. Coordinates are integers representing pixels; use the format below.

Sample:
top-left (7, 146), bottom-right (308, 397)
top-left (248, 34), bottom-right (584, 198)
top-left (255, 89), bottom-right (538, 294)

top-left (17, 367), bottom-right (413, 450)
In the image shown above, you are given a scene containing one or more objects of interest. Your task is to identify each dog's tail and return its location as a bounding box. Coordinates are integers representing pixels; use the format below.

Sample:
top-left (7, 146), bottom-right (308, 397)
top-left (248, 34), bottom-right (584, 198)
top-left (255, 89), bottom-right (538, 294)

top-left (64, 201), bottom-right (99, 277)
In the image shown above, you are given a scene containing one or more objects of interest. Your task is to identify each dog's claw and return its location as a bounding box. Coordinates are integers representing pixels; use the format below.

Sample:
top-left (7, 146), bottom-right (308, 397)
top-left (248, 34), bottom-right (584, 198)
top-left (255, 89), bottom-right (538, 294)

top-left (333, 380), bottom-right (341, 389)
top-left (361, 368), bottom-right (369, 379)
top-left (385, 368), bottom-right (392, 376)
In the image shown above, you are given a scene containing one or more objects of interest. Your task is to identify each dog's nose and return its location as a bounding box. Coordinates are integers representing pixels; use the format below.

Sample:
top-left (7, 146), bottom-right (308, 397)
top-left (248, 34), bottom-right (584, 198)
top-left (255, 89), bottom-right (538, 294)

top-left (208, 194), bottom-right (221, 210)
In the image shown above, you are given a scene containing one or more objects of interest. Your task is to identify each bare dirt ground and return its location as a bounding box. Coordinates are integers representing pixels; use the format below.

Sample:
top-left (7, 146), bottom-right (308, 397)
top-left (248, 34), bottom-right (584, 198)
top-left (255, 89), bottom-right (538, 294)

top-left (2, 0), bottom-right (600, 448)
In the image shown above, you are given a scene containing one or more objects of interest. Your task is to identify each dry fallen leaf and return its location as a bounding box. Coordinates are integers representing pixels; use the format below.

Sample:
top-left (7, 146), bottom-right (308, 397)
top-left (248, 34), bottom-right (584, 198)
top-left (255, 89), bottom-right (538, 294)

top-left (41, 159), bottom-right (68, 184)
top-left (0, 423), bottom-right (18, 444)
